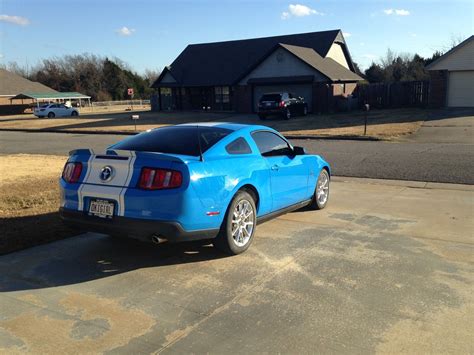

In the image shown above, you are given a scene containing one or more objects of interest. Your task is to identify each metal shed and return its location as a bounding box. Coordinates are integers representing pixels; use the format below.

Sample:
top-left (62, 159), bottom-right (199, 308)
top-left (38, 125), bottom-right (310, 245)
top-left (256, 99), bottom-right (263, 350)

top-left (10, 91), bottom-right (92, 108)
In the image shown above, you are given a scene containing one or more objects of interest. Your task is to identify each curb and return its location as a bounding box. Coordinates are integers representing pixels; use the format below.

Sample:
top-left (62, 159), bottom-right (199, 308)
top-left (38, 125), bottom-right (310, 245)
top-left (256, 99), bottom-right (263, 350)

top-left (0, 128), bottom-right (383, 141)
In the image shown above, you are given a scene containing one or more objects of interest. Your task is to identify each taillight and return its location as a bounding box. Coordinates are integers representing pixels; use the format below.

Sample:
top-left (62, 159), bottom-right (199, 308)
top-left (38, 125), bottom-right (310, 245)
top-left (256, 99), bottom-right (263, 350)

top-left (279, 101), bottom-right (285, 108)
top-left (138, 168), bottom-right (182, 190)
top-left (62, 162), bottom-right (82, 183)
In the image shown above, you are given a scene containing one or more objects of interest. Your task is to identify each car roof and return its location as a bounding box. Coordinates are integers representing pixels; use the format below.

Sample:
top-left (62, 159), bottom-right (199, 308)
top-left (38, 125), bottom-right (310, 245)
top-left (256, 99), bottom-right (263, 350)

top-left (177, 122), bottom-right (274, 132)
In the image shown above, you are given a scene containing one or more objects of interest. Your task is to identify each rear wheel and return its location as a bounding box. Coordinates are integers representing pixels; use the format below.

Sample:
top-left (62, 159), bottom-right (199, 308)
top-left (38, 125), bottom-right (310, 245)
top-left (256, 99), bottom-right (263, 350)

top-left (258, 114), bottom-right (266, 120)
top-left (47, 112), bottom-right (55, 118)
top-left (303, 106), bottom-right (308, 116)
top-left (214, 190), bottom-right (256, 255)
top-left (71, 111), bottom-right (78, 116)
top-left (309, 169), bottom-right (330, 210)
top-left (284, 108), bottom-right (291, 120)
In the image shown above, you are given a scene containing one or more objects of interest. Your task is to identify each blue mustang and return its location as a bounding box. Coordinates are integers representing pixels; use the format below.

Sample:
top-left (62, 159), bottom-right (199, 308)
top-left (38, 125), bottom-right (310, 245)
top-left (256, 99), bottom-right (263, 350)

top-left (60, 123), bottom-right (330, 254)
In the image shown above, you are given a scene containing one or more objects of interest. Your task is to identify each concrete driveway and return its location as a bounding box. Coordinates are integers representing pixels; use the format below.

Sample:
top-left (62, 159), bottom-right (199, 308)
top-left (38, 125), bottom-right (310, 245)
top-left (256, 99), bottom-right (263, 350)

top-left (0, 178), bottom-right (473, 353)
top-left (403, 108), bottom-right (474, 144)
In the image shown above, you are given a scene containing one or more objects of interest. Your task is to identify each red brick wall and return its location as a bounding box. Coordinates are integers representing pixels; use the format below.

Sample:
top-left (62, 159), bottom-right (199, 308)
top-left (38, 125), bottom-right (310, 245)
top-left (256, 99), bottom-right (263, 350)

top-left (428, 70), bottom-right (447, 108)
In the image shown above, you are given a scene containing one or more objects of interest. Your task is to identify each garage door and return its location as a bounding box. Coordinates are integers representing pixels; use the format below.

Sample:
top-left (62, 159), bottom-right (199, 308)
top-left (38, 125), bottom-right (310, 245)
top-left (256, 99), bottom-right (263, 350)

top-left (253, 84), bottom-right (313, 112)
top-left (448, 71), bottom-right (474, 107)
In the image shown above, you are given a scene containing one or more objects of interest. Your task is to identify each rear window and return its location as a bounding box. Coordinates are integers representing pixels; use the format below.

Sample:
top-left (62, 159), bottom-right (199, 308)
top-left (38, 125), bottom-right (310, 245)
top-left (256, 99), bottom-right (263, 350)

top-left (111, 126), bottom-right (231, 156)
top-left (260, 94), bottom-right (281, 102)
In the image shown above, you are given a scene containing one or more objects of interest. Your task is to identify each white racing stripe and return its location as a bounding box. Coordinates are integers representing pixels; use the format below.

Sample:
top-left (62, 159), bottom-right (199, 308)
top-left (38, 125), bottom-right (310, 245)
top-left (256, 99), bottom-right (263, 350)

top-left (118, 151), bottom-right (136, 216)
top-left (77, 149), bottom-right (95, 211)
top-left (78, 150), bottom-right (137, 216)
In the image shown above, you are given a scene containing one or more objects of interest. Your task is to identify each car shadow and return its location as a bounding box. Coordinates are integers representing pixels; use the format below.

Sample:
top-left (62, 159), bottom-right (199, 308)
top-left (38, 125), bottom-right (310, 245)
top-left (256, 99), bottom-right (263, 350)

top-left (0, 213), bottom-right (229, 293)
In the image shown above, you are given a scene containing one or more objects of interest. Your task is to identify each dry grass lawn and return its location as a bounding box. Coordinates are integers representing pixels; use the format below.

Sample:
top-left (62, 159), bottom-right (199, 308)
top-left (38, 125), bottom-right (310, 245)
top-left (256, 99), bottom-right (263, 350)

top-left (0, 108), bottom-right (427, 139)
top-left (0, 154), bottom-right (76, 255)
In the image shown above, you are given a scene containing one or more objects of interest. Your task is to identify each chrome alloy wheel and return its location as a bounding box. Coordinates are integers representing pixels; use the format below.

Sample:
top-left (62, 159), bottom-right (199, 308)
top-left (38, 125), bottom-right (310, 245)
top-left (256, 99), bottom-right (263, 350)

top-left (316, 172), bottom-right (329, 205)
top-left (231, 199), bottom-right (255, 247)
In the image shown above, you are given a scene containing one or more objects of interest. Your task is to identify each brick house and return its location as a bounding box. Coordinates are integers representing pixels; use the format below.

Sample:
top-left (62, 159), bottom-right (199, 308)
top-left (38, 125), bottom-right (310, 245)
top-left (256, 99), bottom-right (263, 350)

top-left (152, 29), bottom-right (363, 113)
top-left (426, 35), bottom-right (474, 108)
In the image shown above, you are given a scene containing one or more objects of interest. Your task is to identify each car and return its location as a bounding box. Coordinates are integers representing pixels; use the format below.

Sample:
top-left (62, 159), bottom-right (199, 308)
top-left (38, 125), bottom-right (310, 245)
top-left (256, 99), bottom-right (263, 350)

top-left (34, 103), bottom-right (79, 118)
top-left (59, 123), bottom-right (330, 255)
top-left (257, 92), bottom-right (308, 120)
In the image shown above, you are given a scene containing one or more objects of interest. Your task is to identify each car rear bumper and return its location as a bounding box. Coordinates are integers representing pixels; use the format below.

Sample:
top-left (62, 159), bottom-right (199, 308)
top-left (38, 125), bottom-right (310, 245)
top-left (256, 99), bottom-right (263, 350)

top-left (59, 208), bottom-right (219, 243)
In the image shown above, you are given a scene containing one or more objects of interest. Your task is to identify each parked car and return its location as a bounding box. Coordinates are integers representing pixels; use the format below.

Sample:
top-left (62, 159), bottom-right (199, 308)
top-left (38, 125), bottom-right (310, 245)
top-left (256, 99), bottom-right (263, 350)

top-left (258, 92), bottom-right (308, 120)
top-left (59, 123), bottom-right (330, 255)
top-left (34, 103), bottom-right (79, 118)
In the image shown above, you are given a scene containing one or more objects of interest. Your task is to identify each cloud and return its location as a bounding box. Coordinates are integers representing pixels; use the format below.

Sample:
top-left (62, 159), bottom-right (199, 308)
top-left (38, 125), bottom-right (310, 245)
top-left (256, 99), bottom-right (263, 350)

top-left (116, 26), bottom-right (135, 36)
top-left (281, 4), bottom-right (323, 19)
top-left (343, 32), bottom-right (352, 38)
top-left (0, 14), bottom-right (30, 26)
top-left (384, 8), bottom-right (410, 16)
top-left (0, 54), bottom-right (3, 59)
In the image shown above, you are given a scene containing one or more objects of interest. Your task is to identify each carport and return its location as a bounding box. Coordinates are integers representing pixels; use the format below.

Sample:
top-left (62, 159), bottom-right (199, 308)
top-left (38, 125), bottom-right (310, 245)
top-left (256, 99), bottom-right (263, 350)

top-left (9, 91), bottom-right (91, 108)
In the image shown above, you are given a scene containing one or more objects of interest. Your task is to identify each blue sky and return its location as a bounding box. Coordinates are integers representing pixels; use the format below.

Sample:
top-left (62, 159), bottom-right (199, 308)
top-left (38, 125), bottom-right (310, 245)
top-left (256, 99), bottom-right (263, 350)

top-left (1, 0), bottom-right (472, 74)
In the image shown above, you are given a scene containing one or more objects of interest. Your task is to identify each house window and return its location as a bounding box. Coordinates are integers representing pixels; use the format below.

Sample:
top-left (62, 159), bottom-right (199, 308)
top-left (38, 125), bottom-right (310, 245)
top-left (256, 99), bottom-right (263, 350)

top-left (160, 87), bottom-right (171, 96)
top-left (215, 86), bottom-right (230, 103)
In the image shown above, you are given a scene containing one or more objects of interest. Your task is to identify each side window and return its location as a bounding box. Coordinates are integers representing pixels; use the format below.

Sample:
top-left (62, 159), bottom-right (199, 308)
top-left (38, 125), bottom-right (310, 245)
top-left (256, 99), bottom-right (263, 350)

top-left (281, 93), bottom-right (289, 100)
top-left (288, 93), bottom-right (294, 99)
top-left (251, 131), bottom-right (292, 157)
top-left (226, 137), bottom-right (252, 155)
top-left (49, 104), bottom-right (57, 108)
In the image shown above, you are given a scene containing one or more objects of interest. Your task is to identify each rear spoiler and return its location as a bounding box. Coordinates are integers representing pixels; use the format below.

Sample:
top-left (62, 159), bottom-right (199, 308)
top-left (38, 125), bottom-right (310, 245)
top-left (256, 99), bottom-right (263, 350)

top-left (68, 148), bottom-right (198, 163)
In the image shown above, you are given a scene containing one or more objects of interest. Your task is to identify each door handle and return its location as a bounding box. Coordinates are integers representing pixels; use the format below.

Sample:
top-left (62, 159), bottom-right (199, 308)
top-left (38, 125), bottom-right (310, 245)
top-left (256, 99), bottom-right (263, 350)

top-left (271, 165), bottom-right (279, 171)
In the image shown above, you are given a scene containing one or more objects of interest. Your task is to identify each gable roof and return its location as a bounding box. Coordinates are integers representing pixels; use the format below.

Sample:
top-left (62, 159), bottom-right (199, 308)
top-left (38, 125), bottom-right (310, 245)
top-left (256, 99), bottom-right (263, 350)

top-left (278, 43), bottom-right (363, 81)
top-left (426, 35), bottom-right (474, 71)
top-left (153, 29), bottom-right (354, 87)
top-left (0, 69), bottom-right (58, 96)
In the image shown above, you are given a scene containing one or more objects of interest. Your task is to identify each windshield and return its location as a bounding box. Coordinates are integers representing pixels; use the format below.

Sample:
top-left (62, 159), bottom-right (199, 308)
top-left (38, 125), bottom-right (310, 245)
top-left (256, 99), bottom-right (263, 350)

top-left (111, 126), bottom-right (231, 156)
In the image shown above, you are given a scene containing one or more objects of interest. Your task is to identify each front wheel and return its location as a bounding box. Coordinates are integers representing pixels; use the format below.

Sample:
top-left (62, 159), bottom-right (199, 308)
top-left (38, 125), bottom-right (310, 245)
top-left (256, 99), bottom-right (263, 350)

top-left (214, 190), bottom-right (256, 255)
top-left (309, 169), bottom-right (330, 210)
top-left (71, 111), bottom-right (78, 116)
top-left (47, 112), bottom-right (55, 118)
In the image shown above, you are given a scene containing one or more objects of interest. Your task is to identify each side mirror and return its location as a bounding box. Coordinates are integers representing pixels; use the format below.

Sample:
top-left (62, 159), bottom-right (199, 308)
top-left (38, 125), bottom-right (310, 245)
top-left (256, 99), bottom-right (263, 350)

top-left (293, 146), bottom-right (306, 155)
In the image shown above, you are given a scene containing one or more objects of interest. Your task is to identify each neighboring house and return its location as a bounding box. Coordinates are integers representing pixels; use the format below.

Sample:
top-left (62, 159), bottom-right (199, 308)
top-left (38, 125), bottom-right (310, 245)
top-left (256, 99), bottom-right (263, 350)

top-left (152, 29), bottom-right (363, 113)
top-left (426, 35), bottom-right (474, 108)
top-left (0, 69), bottom-right (91, 114)
top-left (0, 69), bottom-right (58, 106)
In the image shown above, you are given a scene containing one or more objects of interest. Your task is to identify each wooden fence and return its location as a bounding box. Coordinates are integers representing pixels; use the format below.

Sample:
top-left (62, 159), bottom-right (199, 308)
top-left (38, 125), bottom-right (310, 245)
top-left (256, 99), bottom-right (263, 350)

top-left (355, 81), bottom-right (430, 109)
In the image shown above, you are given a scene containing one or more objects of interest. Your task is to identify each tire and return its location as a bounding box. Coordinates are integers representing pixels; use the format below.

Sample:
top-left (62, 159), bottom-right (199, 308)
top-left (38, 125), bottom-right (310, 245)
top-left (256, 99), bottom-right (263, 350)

top-left (258, 114), bottom-right (266, 120)
top-left (71, 111), bottom-right (78, 117)
top-left (303, 106), bottom-right (308, 116)
top-left (47, 112), bottom-right (55, 118)
top-left (309, 169), bottom-right (330, 210)
top-left (284, 108), bottom-right (291, 120)
top-left (214, 190), bottom-right (257, 255)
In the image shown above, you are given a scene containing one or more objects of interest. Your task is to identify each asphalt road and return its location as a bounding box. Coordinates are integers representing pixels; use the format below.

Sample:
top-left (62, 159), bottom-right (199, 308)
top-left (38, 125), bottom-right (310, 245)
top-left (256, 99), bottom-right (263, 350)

top-left (1, 131), bottom-right (472, 184)
top-left (1, 179), bottom-right (472, 353)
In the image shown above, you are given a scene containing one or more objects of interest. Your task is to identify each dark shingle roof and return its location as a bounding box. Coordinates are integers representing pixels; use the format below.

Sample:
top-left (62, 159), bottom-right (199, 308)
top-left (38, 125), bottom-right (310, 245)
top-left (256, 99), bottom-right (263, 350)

top-left (279, 43), bottom-right (363, 81)
top-left (153, 29), bottom-right (347, 87)
top-left (0, 69), bottom-right (58, 96)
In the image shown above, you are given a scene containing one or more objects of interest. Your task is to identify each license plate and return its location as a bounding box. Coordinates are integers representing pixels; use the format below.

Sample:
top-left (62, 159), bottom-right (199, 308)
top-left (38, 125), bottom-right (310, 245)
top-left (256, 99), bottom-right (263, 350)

top-left (89, 199), bottom-right (114, 218)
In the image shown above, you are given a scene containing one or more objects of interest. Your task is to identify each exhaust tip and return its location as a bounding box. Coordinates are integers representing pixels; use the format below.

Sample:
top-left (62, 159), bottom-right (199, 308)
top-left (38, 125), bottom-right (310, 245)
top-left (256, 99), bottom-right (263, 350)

top-left (151, 235), bottom-right (167, 245)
